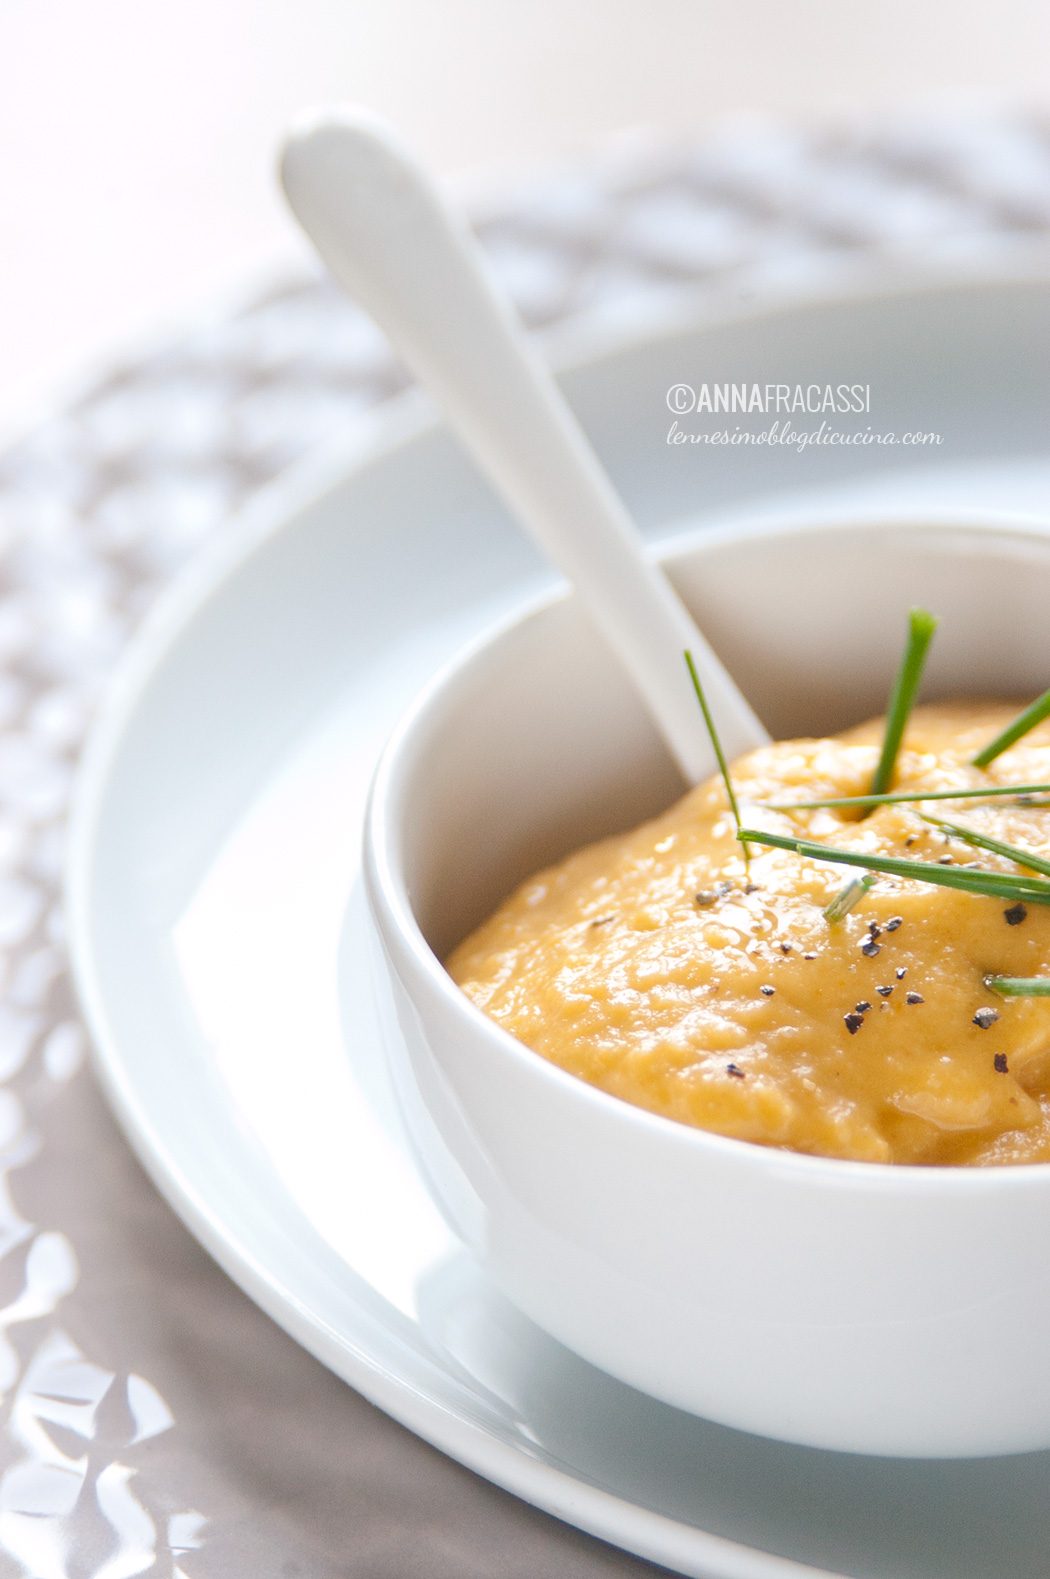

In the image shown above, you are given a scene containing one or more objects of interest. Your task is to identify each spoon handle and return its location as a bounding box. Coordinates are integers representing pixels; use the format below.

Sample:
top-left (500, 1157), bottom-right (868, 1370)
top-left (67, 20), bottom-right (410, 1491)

top-left (281, 111), bottom-right (769, 779)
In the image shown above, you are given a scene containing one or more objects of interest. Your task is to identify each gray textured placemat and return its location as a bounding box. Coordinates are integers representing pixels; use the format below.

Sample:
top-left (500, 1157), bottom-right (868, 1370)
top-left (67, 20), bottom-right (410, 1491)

top-left (1, 107), bottom-right (1050, 1578)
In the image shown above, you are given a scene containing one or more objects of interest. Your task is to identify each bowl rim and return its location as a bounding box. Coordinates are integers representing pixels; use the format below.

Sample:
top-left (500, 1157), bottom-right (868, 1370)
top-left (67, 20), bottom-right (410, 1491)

top-left (364, 506), bottom-right (1050, 1192)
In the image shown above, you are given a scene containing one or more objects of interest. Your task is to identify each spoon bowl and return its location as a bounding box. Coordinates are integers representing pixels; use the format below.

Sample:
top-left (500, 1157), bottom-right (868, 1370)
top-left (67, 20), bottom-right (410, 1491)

top-left (364, 509), bottom-right (1050, 1458)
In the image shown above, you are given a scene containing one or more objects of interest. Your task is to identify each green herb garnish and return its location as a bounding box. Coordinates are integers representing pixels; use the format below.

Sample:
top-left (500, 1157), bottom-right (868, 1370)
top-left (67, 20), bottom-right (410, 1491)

top-left (984, 975), bottom-right (1050, 998)
top-left (869, 608), bottom-right (939, 798)
top-left (919, 815), bottom-right (1050, 879)
top-left (823, 873), bottom-right (875, 923)
top-left (735, 826), bottom-right (1050, 905)
top-left (973, 688), bottom-right (1050, 768)
top-left (685, 650), bottom-right (749, 864)
top-left (765, 782), bottom-right (1050, 812)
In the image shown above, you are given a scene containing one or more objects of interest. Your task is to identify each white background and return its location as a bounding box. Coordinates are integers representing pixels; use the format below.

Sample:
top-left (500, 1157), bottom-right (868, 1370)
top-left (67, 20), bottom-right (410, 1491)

top-left (1, 0), bottom-right (1048, 426)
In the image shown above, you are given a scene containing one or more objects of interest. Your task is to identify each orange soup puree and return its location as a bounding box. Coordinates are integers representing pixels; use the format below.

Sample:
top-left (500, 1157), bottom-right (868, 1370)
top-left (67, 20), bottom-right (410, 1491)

top-left (448, 704), bottom-right (1050, 1165)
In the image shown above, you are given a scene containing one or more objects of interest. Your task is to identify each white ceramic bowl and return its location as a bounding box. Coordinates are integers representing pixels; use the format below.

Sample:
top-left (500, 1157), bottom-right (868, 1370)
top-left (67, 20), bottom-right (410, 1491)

top-left (364, 512), bottom-right (1050, 1458)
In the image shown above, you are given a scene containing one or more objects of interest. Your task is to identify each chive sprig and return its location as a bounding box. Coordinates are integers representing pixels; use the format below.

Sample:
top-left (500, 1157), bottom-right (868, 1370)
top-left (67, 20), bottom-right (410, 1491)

top-left (823, 873), bottom-right (874, 922)
top-left (919, 814), bottom-right (1050, 880)
top-left (736, 826), bottom-right (1050, 905)
top-left (973, 687), bottom-right (1050, 768)
top-left (869, 608), bottom-right (939, 798)
top-left (684, 650), bottom-right (749, 864)
top-left (985, 975), bottom-right (1050, 998)
top-left (765, 782), bottom-right (1050, 813)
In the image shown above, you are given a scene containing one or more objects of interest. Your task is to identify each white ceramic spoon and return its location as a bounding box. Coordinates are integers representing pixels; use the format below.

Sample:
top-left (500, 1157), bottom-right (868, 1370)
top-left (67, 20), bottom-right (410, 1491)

top-left (279, 110), bottom-right (770, 781)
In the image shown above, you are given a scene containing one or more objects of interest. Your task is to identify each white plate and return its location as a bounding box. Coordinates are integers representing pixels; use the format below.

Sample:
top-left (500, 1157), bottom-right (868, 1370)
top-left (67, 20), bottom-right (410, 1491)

top-left (68, 263), bottom-right (1050, 1579)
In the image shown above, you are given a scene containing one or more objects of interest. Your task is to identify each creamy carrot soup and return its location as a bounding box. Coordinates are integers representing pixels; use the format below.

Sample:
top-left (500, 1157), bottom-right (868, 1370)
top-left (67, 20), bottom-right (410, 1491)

top-left (449, 704), bottom-right (1050, 1165)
